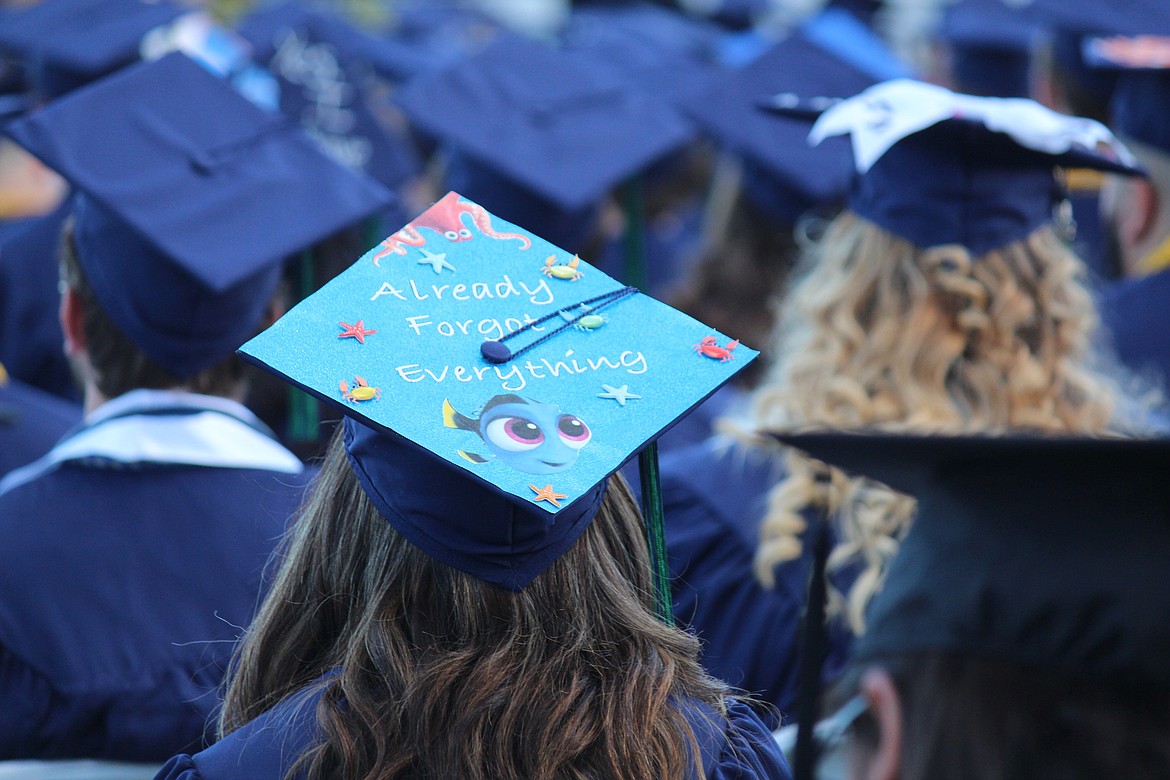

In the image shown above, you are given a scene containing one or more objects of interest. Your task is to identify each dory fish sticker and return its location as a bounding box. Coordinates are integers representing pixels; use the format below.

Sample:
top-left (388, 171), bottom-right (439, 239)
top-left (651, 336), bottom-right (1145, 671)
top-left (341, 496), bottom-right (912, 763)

top-left (443, 394), bottom-right (591, 474)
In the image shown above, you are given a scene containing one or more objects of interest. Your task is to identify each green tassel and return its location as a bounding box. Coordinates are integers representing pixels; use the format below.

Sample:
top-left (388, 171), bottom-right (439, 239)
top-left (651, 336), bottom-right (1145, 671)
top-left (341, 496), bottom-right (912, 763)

top-left (288, 249), bottom-right (319, 444)
top-left (620, 177), bottom-right (648, 292)
top-left (639, 442), bottom-right (674, 625)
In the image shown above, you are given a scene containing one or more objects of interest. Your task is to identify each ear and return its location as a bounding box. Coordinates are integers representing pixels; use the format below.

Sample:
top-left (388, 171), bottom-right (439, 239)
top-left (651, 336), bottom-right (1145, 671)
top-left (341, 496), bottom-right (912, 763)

top-left (1116, 178), bottom-right (1161, 249)
top-left (859, 668), bottom-right (903, 780)
top-left (262, 293), bottom-right (287, 329)
top-left (59, 286), bottom-right (86, 356)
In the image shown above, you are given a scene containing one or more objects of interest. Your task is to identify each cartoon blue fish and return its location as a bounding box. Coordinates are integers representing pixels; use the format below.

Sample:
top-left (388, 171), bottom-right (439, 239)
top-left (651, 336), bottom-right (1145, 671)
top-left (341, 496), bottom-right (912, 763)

top-left (442, 394), bottom-right (591, 474)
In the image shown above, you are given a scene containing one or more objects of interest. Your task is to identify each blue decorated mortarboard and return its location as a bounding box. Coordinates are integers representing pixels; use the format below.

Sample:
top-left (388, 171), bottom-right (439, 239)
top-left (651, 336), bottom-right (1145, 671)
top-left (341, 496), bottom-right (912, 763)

top-left (775, 431), bottom-right (1170, 688)
top-left (807, 79), bottom-right (1144, 254)
top-left (238, 191), bottom-right (756, 590)
top-left (234, 2), bottom-right (422, 190)
top-left (393, 35), bottom-right (695, 217)
top-left (4, 52), bottom-right (393, 379)
top-left (0, 0), bottom-right (187, 101)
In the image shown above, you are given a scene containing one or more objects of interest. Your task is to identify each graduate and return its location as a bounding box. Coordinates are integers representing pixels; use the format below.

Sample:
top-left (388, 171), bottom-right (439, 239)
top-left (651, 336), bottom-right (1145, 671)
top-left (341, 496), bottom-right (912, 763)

top-left (665, 18), bottom-right (906, 441)
top-left (650, 26), bottom-right (904, 715)
top-left (779, 431), bottom-right (1170, 780)
top-left (0, 53), bottom-right (392, 761)
top-left (657, 78), bottom-right (1152, 721)
top-left (153, 194), bottom-right (790, 778)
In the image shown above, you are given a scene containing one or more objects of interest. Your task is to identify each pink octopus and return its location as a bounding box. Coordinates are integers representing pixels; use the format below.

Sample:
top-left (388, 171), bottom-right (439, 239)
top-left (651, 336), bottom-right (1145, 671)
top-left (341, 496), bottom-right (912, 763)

top-left (372, 192), bottom-right (531, 266)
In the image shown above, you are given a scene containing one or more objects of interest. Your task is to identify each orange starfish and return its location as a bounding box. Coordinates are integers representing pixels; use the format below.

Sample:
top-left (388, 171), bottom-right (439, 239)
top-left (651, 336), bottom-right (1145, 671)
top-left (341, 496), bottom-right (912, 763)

top-left (529, 483), bottom-right (567, 508)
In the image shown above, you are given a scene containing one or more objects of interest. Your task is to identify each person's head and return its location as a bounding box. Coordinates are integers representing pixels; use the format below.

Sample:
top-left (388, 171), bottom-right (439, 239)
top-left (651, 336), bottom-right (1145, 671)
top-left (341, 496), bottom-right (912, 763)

top-left (4, 52), bottom-right (393, 412)
top-left (668, 159), bottom-right (811, 390)
top-left (221, 427), bottom-right (729, 779)
top-left (225, 190), bottom-right (757, 778)
top-left (750, 81), bottom-right (1144, 628)
top-left (844, 654), bottom-right (1170, 780)
top-left (56, 219), bottom-right (254, 405)
top-left (777, 432), bottom-right (1170, 780)
top-left (393, 33), bottom-right (695, 259)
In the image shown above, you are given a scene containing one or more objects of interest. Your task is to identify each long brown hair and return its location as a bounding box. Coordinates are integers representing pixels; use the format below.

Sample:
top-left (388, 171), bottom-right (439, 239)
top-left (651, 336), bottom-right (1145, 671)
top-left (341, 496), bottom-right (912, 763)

top-left (220, 432), bottom-right (732, 779)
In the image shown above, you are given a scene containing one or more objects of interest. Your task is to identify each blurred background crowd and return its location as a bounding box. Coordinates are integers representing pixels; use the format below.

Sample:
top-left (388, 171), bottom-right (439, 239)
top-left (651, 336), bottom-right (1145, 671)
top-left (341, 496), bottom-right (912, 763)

top-left (2, 0), bottom-right (1170, 777)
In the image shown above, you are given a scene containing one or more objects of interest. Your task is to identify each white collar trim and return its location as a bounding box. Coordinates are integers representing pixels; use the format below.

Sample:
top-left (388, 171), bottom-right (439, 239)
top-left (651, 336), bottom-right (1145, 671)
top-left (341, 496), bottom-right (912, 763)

top-left (1, 389), bottom-right (302, 494)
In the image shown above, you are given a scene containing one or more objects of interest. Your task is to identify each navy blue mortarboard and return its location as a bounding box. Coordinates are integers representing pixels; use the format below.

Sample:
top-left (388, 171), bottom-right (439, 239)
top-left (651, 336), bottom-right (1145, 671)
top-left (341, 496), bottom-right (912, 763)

top-left (1078, 31), bottom-right (1170, 159)
top-left (4, 52), bottom-right (393, 379)
top-left (775, 431), bottom-right (1170, 688)
top-left (0, 0), bottom-right (187, 101)
top-left (808, 79), bottom-right (1144, 254)
top-left (686, 28), bottom-right (895, 223)
top-left (393, 35), bottom-right (695, 241)
top-left (239, 192), bottom-right (756, 590)
top-left (1027, 0), bottom-right (1170, 122)
top-left (937, 0), bottom-right (1044, 98)
top-left (560, 2), bottom-right (724, 107)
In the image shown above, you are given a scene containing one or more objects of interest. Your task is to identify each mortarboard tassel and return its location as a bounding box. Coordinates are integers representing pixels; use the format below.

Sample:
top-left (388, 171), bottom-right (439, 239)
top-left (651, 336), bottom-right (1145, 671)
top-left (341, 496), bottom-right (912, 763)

top-left (620, 176), bottom-right (673, 623)
top-left (638, 441), bottom-right (674, 625)
top-left (792, 515), bottom-right (832, 780)
top-left (288, 249), bottom-right (320, 444)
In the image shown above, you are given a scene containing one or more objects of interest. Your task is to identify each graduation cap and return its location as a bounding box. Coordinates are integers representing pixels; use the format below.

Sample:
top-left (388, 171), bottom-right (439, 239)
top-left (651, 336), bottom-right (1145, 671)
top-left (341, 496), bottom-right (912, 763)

top-left (238, 191), bottom-right (756, 591)
top-left (234, 2), bottom-right (423, 190)
top-left (807, 79), bottom-right (1144, 254)
top-left (3, 52), bottom-right (393, 379)
top-left (686, 27), bottom-right (897, 224)
top-left (560, 2), bottom-right (725, 107)
top-left (393, 35), bottom-right (695, 246)
top-left (1082, 33), bottom-right (1170, 158)
top-left (774, 430), bottom-right (1170, 688)
top-left (0, 0), bottom-right (188, 101)
top-left (936, 0), bottom-right (1044, 98)
top-left (371, 1), bottom-right (503, 84)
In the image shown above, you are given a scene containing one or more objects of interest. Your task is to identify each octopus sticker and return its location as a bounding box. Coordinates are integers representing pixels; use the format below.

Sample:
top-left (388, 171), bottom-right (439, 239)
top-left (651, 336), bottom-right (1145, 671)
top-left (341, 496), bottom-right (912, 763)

top-left (442, 394), bottom-right (591, 474)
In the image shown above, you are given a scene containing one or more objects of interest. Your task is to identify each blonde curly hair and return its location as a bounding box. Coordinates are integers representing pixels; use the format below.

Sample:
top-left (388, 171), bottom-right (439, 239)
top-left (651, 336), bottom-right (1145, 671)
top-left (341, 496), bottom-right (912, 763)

top-left (750, 212), bottom-right (1130, 633)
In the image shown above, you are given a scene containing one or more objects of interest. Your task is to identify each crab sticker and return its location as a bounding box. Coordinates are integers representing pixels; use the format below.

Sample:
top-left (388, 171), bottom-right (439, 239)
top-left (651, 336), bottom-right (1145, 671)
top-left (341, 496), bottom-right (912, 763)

top-left (694, 336), bottom-right (738, 362)
top-left (542, 253), bottom-right (584, 281)
top-left (442, 394), bottom-right (591, 474)
top-left (340, 375), bottom-right (381, 403)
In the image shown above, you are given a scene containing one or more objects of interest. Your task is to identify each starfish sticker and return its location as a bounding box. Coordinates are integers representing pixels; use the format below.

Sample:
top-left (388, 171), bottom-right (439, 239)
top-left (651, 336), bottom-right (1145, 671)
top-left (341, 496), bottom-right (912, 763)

top-left (530, 483), bottom-right (567, 508)
top-left (598, 384), bottom-right (641, 406)
top-left (417, 247), bottom-right (455, 274)
top-left (338, 320), bottom-right (377, 344)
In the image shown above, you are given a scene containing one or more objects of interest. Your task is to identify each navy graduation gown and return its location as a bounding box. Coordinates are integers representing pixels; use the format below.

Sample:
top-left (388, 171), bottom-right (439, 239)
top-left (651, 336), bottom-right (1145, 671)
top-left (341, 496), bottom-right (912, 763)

top-left (1099, 269), bottom-right (1170, 391)
top-left (0, 203), bottom-right (77, 401)
top-left (660, 438), bottom-right (855, 722)
top-left (0, 390), bottom-right (314, 761)
top-left (0, 373), bottom-right (81, 479)
top-left (155, 673), bottom-right (792, 779)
